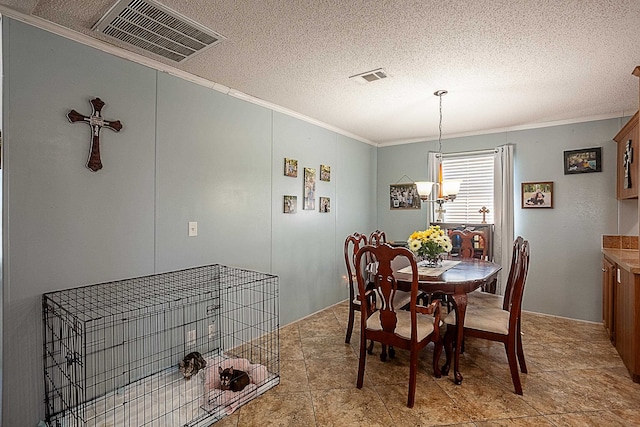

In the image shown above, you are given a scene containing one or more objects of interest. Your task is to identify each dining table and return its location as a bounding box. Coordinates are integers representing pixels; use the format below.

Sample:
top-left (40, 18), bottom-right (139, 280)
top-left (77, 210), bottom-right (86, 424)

top-left (394, 258), bottom-right (502, 385)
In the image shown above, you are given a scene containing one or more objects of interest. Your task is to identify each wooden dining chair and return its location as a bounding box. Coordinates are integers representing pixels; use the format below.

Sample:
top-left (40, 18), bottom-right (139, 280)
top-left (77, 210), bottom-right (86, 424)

top-left (369, 229), bottom-right (387, 246)
top-left (448, 229), bottom-right (488, 260)
top-left (367, 229), bottom-right (411, 359)
top-left (344, 232), bottom-right (371, 345)
top-left (440, 239), bottom-right (530, 395)
top-left (354, 243), bottom-right (442, 408)
top-left (468, 236), bottom-right (524, 308)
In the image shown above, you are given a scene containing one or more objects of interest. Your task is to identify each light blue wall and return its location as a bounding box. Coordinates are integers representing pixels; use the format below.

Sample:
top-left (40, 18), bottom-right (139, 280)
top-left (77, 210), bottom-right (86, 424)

top-left (1, 19), bottom-right (375, 426)
top-left (378, 121), bottom-right (622, 322)
top-left (1, 16), bottom-right (631, 427)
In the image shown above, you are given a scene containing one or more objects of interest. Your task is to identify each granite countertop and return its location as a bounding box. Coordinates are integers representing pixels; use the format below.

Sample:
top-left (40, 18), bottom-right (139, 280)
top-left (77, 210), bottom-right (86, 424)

top-left (602, 248), bottom-right (640, 274)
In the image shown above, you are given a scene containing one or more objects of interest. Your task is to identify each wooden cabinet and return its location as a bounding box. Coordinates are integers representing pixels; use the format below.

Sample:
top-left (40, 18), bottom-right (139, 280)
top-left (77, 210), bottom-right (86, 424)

top-left (615, 267), bottom-right (640, 382)
top-left (602, 256), bottom-right (615, 342)
top-left (613, 111), bottom-right (639, 200)
top-left (603, 260), bottom-right (640, 383)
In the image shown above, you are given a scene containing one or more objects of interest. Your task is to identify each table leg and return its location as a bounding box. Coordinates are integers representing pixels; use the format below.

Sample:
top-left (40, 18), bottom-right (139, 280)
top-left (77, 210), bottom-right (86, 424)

top-left (450, 292), bottom-right (467, 385)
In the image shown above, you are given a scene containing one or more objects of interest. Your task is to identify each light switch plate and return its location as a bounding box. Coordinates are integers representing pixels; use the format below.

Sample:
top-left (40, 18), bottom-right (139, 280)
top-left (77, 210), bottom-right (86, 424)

top-left (188, 221), bottom-right (197, 237)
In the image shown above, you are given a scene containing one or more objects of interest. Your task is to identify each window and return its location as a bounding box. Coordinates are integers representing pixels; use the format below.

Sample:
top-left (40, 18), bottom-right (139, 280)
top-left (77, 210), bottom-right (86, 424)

top-left (441, 152), bottom-right (494, 223)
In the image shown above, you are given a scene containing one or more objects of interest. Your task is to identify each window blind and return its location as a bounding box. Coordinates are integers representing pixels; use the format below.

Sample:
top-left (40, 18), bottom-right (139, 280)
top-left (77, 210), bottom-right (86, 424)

top-left (442, 153), bottom-right (494, 223)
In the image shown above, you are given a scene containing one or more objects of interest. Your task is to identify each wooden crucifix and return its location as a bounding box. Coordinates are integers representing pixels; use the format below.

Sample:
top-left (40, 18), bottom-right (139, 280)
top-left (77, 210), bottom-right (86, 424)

top-left (479, 206), bottom-right (489, 224)
top-left (67, 98), bottom-right (122, 172)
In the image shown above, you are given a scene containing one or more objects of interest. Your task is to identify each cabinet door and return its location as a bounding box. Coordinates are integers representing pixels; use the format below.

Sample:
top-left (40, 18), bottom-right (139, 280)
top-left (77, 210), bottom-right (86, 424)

top-left (602, 257), bottom-right (615, 342)
top-left (616, 268), bottom-right (635, 369)
top-left (615, 117), bottom-right (638, 199)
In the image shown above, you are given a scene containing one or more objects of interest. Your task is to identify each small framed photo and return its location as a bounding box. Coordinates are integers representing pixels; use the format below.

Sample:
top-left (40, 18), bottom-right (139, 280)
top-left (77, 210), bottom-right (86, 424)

top-left (389, 183), bottom-right (421, 209)
top-left (563, 147), bottom-right (602, 174)
top-left (320, 164), bottom-right (331, 182)
top-left (283, 195), bottom-right (297, 213)
top-left (522, 181), bottom-right (553, 208)
top-left (319, 197), bottom-right (330, 213)
top-left (284, 158), bottom-right (298, 177)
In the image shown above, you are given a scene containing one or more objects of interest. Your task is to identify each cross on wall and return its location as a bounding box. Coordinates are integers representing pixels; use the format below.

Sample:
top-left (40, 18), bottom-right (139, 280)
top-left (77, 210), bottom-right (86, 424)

top-left (67, 97), bottom-right (122, 172)
top-left (478, 206), bottom-right (489, 224)
top-left (624, 139), bottom-right (633, 189)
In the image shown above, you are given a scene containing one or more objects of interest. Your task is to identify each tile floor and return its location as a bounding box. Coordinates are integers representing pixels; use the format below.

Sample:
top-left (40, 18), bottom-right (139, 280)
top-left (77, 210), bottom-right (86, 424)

top-left (214, 300), bottom-right (640, 426)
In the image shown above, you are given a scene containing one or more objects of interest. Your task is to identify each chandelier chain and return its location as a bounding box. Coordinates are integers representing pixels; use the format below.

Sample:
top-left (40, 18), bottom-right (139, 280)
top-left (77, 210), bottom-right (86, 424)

top-left (438, 93), bottom-right (443, 154)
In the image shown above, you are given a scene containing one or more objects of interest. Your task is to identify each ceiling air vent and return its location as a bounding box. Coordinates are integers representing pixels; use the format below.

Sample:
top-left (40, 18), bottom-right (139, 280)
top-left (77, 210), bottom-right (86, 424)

top-left (93, 0), bottom-right (226, 63)
top-left (349, 68), bottom-right (389, 83)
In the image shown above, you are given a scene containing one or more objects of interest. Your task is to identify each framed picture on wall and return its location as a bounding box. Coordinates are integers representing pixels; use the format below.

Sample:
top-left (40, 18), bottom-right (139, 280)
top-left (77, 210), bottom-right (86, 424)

top-left (303, 167), bottom-right (316, 210)
top-left (320, 164), bottom-right (331, 181)
top-left (522, 181), bottom-right (553, 208)
top-left (283, 195), bottom-right (297, 213)
top-left (319, 197), bottom-right (330, 212)
top-left (563, 147), bottom-right (602, 174)
top-left (284, 158), bottom-right (298, 177)
top-left (389, 183), bottom-right (421, 209)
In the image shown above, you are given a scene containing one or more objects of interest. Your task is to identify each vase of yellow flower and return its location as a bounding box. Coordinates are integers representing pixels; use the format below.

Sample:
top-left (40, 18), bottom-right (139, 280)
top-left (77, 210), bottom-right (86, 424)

top-left (407, 225), bottom-right (453, 267)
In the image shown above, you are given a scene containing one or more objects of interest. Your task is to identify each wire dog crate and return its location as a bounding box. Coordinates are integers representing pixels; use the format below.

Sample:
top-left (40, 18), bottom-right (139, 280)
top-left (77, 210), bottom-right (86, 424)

top-left (43, 264), bottom-right (279, 427)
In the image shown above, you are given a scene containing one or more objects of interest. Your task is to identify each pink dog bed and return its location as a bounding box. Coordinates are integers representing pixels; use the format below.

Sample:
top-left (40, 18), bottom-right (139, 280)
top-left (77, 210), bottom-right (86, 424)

top-left (203, 356), bottom-right (270, 415)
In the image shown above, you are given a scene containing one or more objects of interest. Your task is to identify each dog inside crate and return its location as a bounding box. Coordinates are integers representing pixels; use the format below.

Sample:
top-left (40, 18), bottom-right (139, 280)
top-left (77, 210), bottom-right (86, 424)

top-left (43, 265), bottom-right (279, 427)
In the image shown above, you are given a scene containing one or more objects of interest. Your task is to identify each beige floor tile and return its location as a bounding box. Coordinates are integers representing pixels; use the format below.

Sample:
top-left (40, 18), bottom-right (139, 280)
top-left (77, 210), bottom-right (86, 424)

top-left (273, 359), bottom-right (309, 394)
top-left (311, 387), bottom-right (393, 426)
top-left (474, 416), bottom-right (556, 426)
top-left (520, 370), bottom-right (604, 414)
top-left (297, 309), bottom-right (345, 336)
top-left (278, 328), bottom-right (305, 361)
top-left (236, 391), bottom-right (316, 427)
top-left (437, 375), bottom-right (540, 421)
top-left (305, 354), bottom-right (371, 389)
top-left (206, 305), bottom-right (640, 427)
top-left (377, 381), bottom-right (471, 426)
top-left (610, 408), bottom-right (640, 426)
top-left (545, 410), bottom-right (640, 426)
top-left (300, 334), bottom-right (358, 359)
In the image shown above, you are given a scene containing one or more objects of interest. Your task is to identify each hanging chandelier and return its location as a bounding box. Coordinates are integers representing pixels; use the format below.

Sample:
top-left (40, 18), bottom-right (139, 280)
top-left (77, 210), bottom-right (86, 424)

top-left (415, 90), bottom-right (462, 222)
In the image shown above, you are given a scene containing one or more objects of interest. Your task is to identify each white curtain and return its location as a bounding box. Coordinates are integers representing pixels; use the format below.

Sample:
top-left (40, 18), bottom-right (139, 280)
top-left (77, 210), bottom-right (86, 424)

top-left (493, 144), bottom-right (514, 294)
top-left (427, 152), bottom-right (441, 225)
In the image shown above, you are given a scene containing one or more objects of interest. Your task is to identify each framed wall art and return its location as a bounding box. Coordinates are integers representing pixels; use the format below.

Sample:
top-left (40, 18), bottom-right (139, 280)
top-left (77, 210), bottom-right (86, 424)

top-left (284, 158), bottom-right (298, 177)
top-left (522, 181), bottom-right (553, 208)
top-left (319, 197), bottom-right (330, 213)
top-left (389, 183), bottom-right (420, 209)
top-left (283, 195), bottom-right (297, 213)
top-left (563, 147), bottom-right (602, 174)
top-left (303, 167), bottom-right (316, 210)
top-left (320, 164), bottom-right (331, 181)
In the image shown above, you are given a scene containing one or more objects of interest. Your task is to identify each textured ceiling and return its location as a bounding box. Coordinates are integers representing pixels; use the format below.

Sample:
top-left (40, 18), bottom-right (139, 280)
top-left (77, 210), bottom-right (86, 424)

top-left (3, 0), bottom-right (639, 145)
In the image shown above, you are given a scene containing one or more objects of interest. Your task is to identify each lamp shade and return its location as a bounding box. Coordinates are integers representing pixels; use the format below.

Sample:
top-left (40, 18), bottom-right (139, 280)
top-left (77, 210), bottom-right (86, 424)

top-left (414, 181), bottom-right (434, 198)
top-left (441, 179), bottom-right (462, 197)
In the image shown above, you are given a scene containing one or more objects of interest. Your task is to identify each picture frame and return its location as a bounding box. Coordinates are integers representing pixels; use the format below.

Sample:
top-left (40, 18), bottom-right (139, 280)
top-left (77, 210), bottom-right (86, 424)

top-left (303, 167), bottom-right (316, 210)
top-left (389, 183), bottom-right (421, 209)
top-left (319, 197), bottom-right (330, 213)
top-left (283, 195), bottom-right (297, 213)
top-left (522, 181), bottom-right (553, 209)
top-left (320, 164), bottom-right (331, 182)
top-left (563, 147), bottom-right (602, 174)
top-left (284, 158), bottom-right (298, 177)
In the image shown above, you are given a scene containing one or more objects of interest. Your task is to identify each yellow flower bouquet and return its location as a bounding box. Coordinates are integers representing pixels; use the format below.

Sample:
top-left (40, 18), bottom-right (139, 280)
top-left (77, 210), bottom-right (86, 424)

top-left (407, 225), bottom-right (453, 266)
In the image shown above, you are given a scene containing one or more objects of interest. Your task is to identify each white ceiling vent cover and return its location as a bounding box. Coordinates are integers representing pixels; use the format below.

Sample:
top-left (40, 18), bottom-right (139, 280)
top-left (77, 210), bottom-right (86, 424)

top-left (349, 68), bottom-right (389, 83)
top-left (93, 0), bottom-right (226, 62)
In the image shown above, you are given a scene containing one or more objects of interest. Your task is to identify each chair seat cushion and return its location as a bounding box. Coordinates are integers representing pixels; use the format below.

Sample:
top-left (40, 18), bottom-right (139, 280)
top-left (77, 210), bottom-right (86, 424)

top-left (467, 289), bottom-right (503, 308)
top-left (392, 290), bottom-right (412, 310)
top-left (366, 309), bottom-right (435, 341)
top-left (443, 306), bottom-right (509, 335)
